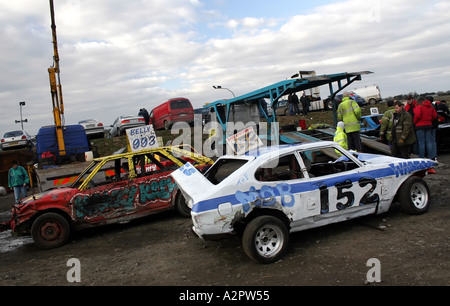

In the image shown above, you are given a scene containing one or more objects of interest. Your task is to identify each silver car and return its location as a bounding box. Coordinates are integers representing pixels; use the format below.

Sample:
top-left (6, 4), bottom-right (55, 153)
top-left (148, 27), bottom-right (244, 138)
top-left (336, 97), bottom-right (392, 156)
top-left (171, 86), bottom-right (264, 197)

top-left (78, 119), bottom-right (105, 139)
top-left (110, 115), bottom-right (146, 137)
top-left (1, 130), bottom-right (33, 150)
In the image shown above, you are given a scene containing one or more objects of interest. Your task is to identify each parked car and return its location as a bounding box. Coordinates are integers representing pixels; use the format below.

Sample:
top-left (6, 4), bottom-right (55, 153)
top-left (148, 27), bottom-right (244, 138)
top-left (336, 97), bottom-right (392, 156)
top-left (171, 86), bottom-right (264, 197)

top-left (110, 115), bottom-right (146, 137)
top-left (1, 130), bottom-right (33, 150)
top-left (78, 119), bottom-right (105, 139)
top-left (360, 114), bottom-right (383, 137)
top-left (0, 146), bottom-right (214, 249)
top-left (194, 107), bottom-right (212, 126)
top-left (172, 141), bottom-right (436, 263)
top-left (275, 100), bottom-right (289, 116)
top-left (150, 97), bottom-right (194, 130)
top-left (351, 85), bottom-right (382, 105)
top-left (335, 92), bottom-right (367, 106)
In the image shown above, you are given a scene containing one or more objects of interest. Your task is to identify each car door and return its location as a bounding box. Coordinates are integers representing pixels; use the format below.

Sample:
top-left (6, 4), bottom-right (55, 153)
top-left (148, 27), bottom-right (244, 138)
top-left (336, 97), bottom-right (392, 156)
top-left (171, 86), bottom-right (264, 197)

top-left (251, 153), bottom-right (305, 212)
top-left (296, 147), bottom-right (380, 226)
top-left (71, 157), bottom-right (140, 223)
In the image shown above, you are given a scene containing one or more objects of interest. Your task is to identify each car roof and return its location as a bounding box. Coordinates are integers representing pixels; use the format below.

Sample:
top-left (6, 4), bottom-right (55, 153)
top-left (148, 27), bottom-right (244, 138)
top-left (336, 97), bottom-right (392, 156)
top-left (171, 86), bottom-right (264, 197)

top-left (219, 141), bottom-right (337, 159)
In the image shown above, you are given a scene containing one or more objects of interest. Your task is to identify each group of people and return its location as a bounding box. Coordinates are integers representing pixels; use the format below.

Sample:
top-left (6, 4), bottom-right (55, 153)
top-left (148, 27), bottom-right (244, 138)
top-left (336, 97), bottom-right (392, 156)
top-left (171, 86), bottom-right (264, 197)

top-left (333, 91), bottom-right (445, 161)
top-left (288, 92), bottom-right (310, 116)
top-left (379, 96), bottom-right (445, 160)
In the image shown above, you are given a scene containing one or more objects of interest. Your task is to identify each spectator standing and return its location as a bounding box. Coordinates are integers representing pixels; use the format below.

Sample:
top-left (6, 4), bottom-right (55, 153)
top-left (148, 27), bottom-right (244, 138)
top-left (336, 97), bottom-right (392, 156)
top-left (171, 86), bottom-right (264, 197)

top-left (404, 95), bottom-right (417, 120)
top-left (291, 92), bottom-right (301, 115)
top-left (300, 92), bottom-right (309, 116)
top-left (379, 100), bottom-right (395, 147)
top-left (414, 97), bottom-right (437, 160)
top-left (337, 92), bottom-right (362, 151)
top-left (436, 100), bottom-right (450, 121)
top-left (391, 101), bottom-right (416, 159)
top-left (334, 121), bottom-right (348, 153)
top-left (288, 93), bottom-right (295, 115)
top-left (138, 108), bottom-right (150, 125)
top-left (8, 160), bottom-right (30, 204)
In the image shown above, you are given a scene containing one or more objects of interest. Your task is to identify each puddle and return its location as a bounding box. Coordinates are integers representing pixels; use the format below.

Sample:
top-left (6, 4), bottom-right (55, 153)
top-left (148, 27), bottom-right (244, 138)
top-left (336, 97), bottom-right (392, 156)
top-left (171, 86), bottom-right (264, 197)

top-left (0, 211), bottom-right (33, 253)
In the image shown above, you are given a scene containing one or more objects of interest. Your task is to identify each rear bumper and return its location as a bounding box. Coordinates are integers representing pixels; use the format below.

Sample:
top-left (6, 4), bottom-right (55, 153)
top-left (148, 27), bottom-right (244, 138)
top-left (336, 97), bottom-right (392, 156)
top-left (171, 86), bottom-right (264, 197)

top-left (1, 140), bottom-right (28, 149)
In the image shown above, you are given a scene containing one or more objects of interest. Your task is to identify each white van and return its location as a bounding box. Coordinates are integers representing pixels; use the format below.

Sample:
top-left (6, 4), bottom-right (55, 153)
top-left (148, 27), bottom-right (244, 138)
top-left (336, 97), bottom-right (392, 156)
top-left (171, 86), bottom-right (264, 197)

top-left (351, 85), bottom-right (382, 105)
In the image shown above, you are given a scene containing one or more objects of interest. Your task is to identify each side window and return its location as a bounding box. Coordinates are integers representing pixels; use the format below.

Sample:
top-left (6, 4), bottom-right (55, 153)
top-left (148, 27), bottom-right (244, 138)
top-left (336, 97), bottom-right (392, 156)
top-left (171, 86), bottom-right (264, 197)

top-left (255, 154), bottom-right (303, 181)
top-left (299, 147), bottom-right (360, 178)
top-left (87, 158), bottom-right (131, 188)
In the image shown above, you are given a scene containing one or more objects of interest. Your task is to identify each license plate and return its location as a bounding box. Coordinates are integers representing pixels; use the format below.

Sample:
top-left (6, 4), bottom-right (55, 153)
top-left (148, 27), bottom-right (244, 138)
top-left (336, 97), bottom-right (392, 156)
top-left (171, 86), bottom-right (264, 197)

top-left (86, 124), bottom-right (95, 128)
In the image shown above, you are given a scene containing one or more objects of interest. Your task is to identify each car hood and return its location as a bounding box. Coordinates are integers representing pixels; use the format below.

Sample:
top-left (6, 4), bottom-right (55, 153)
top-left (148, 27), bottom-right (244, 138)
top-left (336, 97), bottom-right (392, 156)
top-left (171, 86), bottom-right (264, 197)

top-left (14, 187), bottom-right (76, 213)
top-left (352, 152), bottom-right (437, 169)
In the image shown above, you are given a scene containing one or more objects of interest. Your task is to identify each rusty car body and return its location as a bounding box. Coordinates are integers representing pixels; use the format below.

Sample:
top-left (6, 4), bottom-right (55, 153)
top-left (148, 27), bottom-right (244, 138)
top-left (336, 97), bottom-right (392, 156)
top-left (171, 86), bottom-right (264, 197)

top-left (1, 146), bottom-right (213, 249)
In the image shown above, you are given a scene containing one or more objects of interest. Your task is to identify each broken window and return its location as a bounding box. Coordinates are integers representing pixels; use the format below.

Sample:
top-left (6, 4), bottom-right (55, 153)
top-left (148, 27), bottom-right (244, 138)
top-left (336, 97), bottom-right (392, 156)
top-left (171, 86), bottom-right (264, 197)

top-left (204, 158), bottom-right (248, 185)
top-left (255, 154), bottom-right (303, 181)
top-left (299, 147), bottom-right (360, 178)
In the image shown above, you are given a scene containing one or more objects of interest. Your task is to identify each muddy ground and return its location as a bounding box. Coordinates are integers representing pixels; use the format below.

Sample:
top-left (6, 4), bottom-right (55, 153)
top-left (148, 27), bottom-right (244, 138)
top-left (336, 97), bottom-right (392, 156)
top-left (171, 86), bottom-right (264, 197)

top-left (0, 153), bottom-right (449, 287)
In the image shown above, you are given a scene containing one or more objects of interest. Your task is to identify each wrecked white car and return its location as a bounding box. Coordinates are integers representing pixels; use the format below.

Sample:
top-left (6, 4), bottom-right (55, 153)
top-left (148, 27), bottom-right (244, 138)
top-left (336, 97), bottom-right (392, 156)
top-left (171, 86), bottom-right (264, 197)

top-left (171, 141), bottom-right (436, 264)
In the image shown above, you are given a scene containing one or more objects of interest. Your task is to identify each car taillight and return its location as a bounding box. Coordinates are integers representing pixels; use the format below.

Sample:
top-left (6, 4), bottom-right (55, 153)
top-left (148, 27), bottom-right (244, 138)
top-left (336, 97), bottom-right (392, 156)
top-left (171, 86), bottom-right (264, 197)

top-left (121, 120), bottom-right (130, 124)
top-left (98, 123), bottom-right (103, 127)
top-left (21, 136), bottom-right (27, 140)
top-left (138, 118), bottom-right (145, 122)
top-left (1, 139), bottom-right (4, 143)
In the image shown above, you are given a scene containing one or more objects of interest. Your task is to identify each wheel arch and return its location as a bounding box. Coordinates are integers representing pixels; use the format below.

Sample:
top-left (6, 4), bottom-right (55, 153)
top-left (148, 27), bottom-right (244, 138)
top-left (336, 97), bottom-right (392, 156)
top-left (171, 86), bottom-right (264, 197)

top-left (234, 207), bottom-right (291, 235)
top-left (29, 208), bottom-right (74, 229)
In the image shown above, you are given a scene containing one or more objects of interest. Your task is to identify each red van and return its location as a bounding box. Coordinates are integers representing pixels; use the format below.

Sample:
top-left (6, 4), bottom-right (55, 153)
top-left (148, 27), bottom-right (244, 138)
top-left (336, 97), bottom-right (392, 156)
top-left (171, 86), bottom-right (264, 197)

top-left (150, 97), bottom-right (194, 130)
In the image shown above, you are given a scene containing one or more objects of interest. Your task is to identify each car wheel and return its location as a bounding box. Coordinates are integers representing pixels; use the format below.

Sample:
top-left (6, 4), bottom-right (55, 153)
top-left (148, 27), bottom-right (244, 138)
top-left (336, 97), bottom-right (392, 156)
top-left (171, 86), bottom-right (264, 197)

top-left (242, 215), bottom-right (289, 264)
top-left (175, 192), bottom-right (191, 218)
top-left (164, 120), bottom-right (170, 130)
top-left (31, 212), bottom-right (71, 249)
top-left (369, 98), bottom-right (377, 105)
top-left (398, 177), bottom-right (430, 215)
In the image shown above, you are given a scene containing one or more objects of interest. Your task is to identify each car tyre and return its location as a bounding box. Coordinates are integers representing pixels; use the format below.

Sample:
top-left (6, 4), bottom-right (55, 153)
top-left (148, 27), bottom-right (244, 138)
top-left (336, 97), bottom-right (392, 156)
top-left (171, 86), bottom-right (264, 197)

top-left (164, 120), bottom-right (170, 130)
top-left (242, 215), bottom-right (289, 264)
top-left (31, 212), bottom-right (71, 249)
top-left (398, 177), bottom-right (430, 215)
top-left (175, 192), bottom-right (191, 218)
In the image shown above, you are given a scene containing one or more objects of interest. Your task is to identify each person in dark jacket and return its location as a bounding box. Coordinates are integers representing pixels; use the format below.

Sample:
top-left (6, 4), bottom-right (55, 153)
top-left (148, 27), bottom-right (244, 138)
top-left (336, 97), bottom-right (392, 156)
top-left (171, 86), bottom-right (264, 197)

top-left (390, 101), bottom-right (416, 159)
top-left (138, 108), bottom-right (150, 125)
top-left (414, 97), bottom-right (437, 160)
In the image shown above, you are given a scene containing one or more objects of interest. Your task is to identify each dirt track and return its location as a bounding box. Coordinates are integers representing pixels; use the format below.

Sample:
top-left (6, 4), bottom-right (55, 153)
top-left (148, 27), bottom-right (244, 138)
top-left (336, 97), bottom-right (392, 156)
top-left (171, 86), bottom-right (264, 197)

top-left (0, 153), bottom-right (449, 287)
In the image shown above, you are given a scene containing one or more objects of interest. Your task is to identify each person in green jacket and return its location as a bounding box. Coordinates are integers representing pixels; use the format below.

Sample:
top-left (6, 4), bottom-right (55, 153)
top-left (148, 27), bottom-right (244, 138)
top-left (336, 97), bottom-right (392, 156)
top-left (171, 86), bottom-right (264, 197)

top-left (8, 160), bottom-right (29, 203)
top-left (334, 121), bottom-right (348, 154)
top-left (391, 101), bottom-right (416, 159)
top-left (337, 92), bottom-right (362, 151)
top-left (379, 100), bottom-right (395, 147)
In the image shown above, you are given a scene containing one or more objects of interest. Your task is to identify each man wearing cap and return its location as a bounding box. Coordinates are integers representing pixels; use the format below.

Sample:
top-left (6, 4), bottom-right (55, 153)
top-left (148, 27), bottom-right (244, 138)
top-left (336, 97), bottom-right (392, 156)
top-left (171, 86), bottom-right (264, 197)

top-left (337, 92), bottom-right (362, 151)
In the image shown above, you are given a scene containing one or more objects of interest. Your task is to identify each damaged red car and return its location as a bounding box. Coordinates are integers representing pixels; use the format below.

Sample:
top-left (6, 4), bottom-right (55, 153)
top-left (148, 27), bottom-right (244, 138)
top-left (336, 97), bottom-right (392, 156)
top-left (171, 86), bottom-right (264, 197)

top-left (1, 147), bottom-right (213, 249)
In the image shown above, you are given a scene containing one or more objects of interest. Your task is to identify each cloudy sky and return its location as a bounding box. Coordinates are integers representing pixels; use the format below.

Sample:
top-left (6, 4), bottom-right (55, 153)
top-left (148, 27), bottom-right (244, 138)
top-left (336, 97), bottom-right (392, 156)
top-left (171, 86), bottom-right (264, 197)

top-left (1, 0), bottom-right (449, 136)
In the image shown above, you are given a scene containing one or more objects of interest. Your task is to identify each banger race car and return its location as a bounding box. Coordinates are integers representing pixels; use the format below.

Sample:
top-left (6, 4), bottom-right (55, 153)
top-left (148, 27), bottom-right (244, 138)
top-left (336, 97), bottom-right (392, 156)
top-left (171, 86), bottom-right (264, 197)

top-left (1, 146), bottom-right (213, 249)
top-left (171, 141), bottom-right (436, 264)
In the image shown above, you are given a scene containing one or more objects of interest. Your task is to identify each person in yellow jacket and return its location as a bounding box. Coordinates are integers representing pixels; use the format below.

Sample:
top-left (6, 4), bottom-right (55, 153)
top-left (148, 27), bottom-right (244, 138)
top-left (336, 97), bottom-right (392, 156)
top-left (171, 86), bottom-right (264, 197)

top-left (337, 92), bottom-right (362, 151)
top-left (334, 121), bottom-right (348, 153)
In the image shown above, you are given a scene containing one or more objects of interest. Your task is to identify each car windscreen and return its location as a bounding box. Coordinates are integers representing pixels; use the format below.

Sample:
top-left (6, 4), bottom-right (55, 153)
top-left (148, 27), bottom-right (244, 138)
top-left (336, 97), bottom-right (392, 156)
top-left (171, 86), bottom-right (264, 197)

top-left (4, 131), bottom-right (23, 137)
top-left (170, 99), bottom-right (191, 109)
top-left (204, 158), bottom-right (248, 185)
